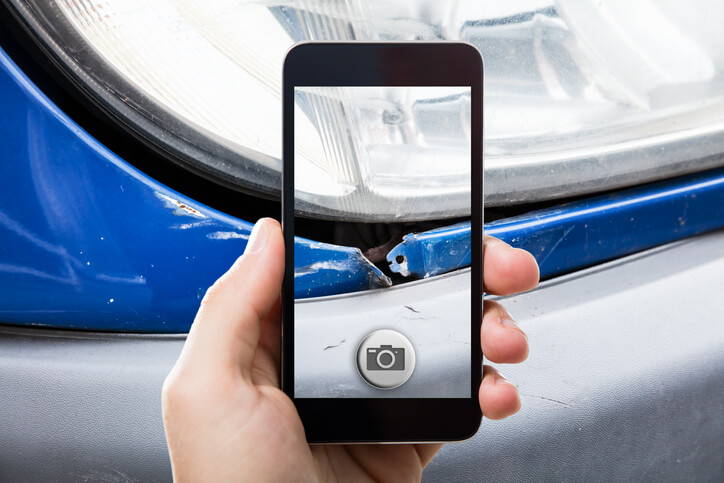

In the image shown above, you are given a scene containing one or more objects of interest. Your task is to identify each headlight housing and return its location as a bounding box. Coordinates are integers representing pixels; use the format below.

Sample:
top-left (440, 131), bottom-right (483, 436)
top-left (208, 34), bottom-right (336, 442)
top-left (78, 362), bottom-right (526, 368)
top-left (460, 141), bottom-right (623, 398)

top-left (6, 0), bottom-right (724, 220)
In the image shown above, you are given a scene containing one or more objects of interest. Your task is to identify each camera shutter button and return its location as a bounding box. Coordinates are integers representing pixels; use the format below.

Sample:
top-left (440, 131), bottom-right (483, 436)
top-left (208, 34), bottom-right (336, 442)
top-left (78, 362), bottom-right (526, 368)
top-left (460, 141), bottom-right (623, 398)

top-left (356, 329), bottom-right (416, 389)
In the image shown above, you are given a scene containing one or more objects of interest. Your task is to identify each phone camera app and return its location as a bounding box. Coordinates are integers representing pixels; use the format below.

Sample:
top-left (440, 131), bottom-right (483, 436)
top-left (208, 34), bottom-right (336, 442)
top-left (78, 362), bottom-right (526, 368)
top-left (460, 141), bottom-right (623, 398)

top-left (367, 345), bottom-right (405, 371)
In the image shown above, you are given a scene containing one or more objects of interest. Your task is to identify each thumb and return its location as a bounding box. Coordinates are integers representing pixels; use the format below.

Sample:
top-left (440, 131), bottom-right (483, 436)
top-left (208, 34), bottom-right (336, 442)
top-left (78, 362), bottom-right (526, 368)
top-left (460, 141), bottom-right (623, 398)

top-left (179, 218), bottom-right (285, 382)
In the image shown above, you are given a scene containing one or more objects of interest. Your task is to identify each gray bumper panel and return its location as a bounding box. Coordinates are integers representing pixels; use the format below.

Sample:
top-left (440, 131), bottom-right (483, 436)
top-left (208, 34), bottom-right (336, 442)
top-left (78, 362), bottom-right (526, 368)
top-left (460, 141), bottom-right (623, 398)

top-left (2, 231), bottom-right (724, 482)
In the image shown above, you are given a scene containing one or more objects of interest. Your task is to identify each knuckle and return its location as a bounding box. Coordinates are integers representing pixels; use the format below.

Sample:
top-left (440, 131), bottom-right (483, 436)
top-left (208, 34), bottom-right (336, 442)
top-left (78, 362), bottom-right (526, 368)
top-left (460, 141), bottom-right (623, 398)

top-left (161, 370), bottom-right (183, 406)
top-left (162, 367), bottom-right (201, 413)
top-left (197, 274), bottom-right (235, 314)
top-left (199, 280), bottom-right (225, 308)
top-left (162, 364), bottom-right (237, 416)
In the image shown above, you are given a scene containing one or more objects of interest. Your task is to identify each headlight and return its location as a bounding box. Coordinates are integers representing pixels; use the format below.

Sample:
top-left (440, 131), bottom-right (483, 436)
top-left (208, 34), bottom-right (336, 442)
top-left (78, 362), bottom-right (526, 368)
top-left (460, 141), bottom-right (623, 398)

top-left (6, 0), bottom-right (724, 220)
top-left (295, 86), bottom-right (471, 220)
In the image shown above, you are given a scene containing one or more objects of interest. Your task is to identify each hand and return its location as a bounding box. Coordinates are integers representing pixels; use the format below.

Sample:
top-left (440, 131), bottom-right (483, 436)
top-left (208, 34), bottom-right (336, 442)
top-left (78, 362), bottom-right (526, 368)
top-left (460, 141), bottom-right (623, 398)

top-left (162, 218), bottom-right (538, 482)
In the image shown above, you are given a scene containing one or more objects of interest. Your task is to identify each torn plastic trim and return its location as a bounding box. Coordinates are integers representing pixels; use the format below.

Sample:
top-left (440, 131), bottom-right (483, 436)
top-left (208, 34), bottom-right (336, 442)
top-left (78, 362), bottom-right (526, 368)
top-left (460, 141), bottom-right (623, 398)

top-left (387, 222), bottom-right (471, 279)
top-left (295, 238), bottom-right (391, 299)
top-left (388, 166), bottom-right (724, 280)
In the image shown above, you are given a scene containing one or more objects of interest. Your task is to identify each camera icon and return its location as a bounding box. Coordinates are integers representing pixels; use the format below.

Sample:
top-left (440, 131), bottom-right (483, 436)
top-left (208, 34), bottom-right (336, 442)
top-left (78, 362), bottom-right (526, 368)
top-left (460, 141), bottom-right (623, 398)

top-left (356, 330), bottom-right (416, 389)
top-left (367, 345), bottom-right (405, 371)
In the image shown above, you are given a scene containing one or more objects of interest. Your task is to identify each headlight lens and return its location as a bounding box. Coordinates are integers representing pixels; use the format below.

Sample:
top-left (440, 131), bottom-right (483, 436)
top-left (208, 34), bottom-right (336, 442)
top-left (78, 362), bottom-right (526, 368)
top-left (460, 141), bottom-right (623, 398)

top-left (295, 86), bottom-right (471, 220)
top-left (7, 0), bottom-right (724, 220)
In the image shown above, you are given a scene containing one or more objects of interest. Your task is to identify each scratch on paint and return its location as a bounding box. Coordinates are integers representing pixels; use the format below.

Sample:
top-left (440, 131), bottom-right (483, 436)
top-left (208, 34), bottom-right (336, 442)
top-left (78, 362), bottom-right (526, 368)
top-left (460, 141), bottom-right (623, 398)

top-left (207, 231), bottom-right (249, 240)
top-left (155, 192), bottom-right (206, 218)
top-left (537, 225), bottom-right (575, 268)
top-left (520, 392), bottom-right (574, 408)
top-left (323, 339), bottom-right (346, 351)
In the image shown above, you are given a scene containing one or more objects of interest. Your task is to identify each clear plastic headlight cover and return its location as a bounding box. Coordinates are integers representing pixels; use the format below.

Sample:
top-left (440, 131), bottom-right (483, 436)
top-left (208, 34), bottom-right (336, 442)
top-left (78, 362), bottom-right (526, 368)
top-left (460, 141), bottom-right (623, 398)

top-left (7, 0), bottom-right (724, 220)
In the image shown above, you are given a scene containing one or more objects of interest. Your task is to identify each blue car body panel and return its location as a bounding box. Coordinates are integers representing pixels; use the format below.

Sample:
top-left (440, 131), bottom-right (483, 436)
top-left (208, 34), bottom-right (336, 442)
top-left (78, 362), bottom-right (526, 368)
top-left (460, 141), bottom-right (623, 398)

top-left (0, 47), bottom-right (385, 331)
top-left (0, 45), bottom-right (252, 332)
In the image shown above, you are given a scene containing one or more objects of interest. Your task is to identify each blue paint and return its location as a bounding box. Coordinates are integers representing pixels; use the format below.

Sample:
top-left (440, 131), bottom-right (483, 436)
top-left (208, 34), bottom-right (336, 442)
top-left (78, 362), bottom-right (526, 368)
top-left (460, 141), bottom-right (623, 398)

top-left (295, 239), bottom-right (391, 298)
top-left (387, 167), bottom-right (724, 280)
top-left (387, 222), bottom-right (471, 278)
top-left (487, 169), bottom-right (724, 278)
top-left (0, 46), bottom-right (384, 332)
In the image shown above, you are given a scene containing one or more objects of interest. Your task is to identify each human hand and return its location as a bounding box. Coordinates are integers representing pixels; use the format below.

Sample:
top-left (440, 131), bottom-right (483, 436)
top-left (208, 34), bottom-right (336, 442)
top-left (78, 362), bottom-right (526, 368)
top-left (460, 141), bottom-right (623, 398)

top-left (162, 218), bottom-right (538, 482)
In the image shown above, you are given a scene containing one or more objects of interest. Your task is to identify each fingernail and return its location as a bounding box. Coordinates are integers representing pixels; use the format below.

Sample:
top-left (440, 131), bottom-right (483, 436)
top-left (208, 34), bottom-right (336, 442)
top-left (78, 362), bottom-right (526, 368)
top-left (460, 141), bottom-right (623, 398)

top-left (501, 316), bottom-right (528, 341)
top-left (501, 317), bottom-right (521, 331)
top-left (495, 373), bottom-right (516, 386)
top-left (484, 237), bottom-right (510, 249)
top-left (245, 219), bottom-right (269, 255)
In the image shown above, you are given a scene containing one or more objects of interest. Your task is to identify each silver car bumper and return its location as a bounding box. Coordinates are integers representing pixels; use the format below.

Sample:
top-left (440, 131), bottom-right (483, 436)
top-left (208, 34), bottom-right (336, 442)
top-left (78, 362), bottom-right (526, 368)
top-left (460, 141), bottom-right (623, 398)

top-left (2, 231), bottom-right (723, 482)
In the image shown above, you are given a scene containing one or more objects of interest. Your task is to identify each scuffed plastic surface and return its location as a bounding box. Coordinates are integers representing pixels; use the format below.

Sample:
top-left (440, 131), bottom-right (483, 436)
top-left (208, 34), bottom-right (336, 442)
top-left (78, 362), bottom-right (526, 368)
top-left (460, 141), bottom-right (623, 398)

top-left (389, 166), bottom-right (724, 280)
top-left (387, 222), bottom-right (471, 278)
top-left (295, 239), bottom-right (391, 298)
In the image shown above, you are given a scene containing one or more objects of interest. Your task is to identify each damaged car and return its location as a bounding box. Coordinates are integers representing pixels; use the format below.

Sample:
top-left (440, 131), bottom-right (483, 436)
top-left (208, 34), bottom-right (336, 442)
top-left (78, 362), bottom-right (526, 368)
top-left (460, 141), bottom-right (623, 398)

top-left (1, 1), bottom-right (723, 481)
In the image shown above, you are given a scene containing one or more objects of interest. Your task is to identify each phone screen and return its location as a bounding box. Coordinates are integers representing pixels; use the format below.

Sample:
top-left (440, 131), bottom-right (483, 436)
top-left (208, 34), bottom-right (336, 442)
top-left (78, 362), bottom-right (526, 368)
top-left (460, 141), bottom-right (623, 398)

top-left (292, 85), bottom-right (472, 398)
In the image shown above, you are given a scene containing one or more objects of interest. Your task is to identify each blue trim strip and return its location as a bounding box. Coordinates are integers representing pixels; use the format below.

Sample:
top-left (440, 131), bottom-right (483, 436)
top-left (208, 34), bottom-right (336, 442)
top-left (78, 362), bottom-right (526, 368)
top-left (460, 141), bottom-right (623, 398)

top-left (387, 222), bottom-right (471, 278)
top-left (489, 167), bottom-right (724, 278)
top-left (294, 239), bottom-right (391, 298)
top-left (387, 166), bottom-right (724, 280)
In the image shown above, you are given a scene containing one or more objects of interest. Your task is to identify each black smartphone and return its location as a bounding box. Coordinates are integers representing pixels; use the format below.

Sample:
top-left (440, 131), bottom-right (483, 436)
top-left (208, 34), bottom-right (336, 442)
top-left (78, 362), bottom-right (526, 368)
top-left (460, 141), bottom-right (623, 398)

top-left (282, 42), bottom-right (483, 443)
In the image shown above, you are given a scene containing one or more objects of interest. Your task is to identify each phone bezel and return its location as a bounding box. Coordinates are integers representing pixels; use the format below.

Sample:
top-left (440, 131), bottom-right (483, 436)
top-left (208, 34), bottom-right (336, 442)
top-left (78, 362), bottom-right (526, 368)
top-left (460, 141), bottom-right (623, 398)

top-left (282, 42), bottom-right (483, 443)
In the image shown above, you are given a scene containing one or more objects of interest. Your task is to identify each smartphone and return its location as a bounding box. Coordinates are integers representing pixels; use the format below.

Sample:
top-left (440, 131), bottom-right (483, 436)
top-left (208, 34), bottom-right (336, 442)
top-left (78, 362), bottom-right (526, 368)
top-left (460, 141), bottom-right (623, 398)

top-left (282, 42), bottom-right (483, 443)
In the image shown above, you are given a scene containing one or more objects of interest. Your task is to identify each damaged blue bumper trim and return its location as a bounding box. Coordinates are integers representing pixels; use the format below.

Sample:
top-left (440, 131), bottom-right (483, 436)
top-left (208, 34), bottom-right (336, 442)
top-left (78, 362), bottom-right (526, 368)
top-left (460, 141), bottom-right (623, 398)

top-left (388, 166), bottom-right (724, 280)
top-left (295, 239), bottom-right (391, 298)
top-left (387, 222), bottom-right (471, 279)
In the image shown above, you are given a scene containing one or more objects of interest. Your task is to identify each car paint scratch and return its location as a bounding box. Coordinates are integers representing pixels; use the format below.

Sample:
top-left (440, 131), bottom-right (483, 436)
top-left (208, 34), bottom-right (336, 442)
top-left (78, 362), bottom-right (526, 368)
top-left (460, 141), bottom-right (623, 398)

top-left (155, 192), bottom-right (206, 218)
top-left (323, 339), bottom-right (346, 351)
top-left (520, 392), bottom-right (574, 408)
